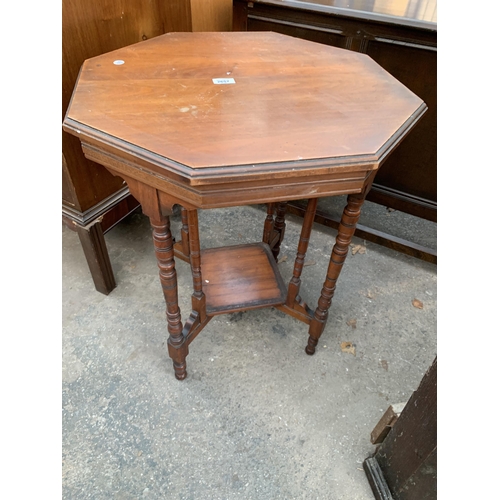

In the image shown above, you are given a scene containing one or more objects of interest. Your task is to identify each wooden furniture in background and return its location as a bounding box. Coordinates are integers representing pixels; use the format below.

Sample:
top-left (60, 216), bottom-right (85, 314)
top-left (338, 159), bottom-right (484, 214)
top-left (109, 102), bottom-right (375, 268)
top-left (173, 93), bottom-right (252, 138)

top-left (364, 357), bottom-right (437, 499)
top-left (184, 0), bottom-right (233, 31)
top-left (62, 0), bottom-right (232, 294)
top-left (233, 0), bottom-right (437, 262)
top-left (370, 402), bottom-right (407, 445)
top-left (63, 32), bottom-right (425, 379)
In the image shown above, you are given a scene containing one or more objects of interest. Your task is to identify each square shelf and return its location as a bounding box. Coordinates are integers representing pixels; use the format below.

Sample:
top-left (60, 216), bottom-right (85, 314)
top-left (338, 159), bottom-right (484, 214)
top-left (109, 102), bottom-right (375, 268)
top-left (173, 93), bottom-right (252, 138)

top-left (200, 242), bottom-right (287, 315)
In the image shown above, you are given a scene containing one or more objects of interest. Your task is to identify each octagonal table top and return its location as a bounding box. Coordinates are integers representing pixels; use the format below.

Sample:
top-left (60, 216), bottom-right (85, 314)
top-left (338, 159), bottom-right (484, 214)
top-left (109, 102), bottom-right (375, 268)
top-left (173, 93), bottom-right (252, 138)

top-left (64, 32), bottom-right (426, 188)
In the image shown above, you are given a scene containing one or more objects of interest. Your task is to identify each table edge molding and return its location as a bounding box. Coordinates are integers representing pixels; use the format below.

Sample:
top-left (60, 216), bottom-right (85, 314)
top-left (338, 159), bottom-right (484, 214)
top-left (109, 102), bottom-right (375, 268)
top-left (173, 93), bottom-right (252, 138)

top-left (63, 104), bottom-right (426, 185)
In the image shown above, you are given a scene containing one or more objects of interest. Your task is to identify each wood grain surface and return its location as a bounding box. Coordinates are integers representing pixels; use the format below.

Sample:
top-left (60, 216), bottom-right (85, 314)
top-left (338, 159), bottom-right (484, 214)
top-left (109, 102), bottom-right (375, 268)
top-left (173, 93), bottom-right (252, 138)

top-left (201, 243), bottom-right (287, 314)
top-left (65, 32), bottom-right (425, 171)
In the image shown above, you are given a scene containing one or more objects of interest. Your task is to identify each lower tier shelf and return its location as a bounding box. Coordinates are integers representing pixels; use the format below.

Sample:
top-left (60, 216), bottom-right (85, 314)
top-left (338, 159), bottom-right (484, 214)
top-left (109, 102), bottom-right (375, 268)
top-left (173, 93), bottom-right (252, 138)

top-left (200, 242), bottom-right (287, 315)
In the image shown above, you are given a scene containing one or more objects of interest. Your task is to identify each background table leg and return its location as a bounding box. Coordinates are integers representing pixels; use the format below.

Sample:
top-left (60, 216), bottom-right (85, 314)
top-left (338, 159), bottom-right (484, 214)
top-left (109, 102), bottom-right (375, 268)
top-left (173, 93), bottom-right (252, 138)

top-left (180, 207), bottom-right (190, 258)
top-left (286, 197), bottom-right (318, 307)
top-left (187, 209), bottom-right (207, 323)
top-left (271, 201), bottom-right (288, 261)
top-left (173, 206), bottom-right (192, 263)
top-left (262, 203), bottom-right (275, 245)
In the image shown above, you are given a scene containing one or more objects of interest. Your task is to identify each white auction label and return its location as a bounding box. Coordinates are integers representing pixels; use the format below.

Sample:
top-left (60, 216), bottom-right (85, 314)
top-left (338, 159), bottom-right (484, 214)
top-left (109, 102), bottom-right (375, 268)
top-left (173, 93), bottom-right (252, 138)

top-left (212, 78), bottom-right (235, 85)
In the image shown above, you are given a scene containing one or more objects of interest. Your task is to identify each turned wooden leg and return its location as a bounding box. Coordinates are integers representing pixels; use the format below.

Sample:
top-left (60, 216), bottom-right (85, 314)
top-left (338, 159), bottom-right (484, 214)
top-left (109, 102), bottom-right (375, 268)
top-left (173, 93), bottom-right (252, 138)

top-left (262, 203), bottom-right (275, 245)
top-left (286, 197), bottom-right (318, 307)
top-left (187, 209), bottom-right (207, 322)
top-left (180, 207), bottom-right (190, 257)
top-left (151, 216), bottom-right (187, 380)
top-left (173, 206), bottom-right (191, 263)
top-left (306, 193), bottom-right (365, 355)
top-left (271, 201), bottom-right (288, 261)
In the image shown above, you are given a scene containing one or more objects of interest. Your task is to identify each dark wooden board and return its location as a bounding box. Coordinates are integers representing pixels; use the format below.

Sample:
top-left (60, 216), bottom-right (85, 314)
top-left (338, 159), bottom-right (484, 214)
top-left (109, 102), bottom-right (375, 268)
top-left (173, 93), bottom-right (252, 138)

top-left (365, 358), bottom-right (437, 499)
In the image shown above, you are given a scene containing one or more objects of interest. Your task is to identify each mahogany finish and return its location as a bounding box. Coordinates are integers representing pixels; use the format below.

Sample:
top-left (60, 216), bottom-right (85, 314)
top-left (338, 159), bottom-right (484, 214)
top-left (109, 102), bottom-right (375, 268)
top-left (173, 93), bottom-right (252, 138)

top-left (307, 177), bottom-right (374, 354)
top-left (64, 32), bottom-right (425, 379)
top-left (202, 243), bottom-right (287, 314)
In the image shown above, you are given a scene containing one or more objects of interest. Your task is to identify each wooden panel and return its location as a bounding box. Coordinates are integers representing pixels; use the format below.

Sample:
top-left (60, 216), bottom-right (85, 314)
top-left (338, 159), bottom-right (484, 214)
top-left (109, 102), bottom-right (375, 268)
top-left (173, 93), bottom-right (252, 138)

top-left (62, 0), bottom-right (167, 212)
top-left (201, 243), bottom-right (287, 314)
top-left (159, 0), bottom-right (193, 32)
top-left (232, 0), bottom-right (249, 30)
top-left (62, 135), bottom-right (126, 213)
top-left (374, 358), bottom-right (437, 499)
top-left (398, 448), bottom-right (437, 500)
top-left (62, 153), bottom-right (77, 208)
top-left (365, 37), bottom-right (436, 210)
top-left (191, 0), bottom-right (232, 31)
top-left (243, 2), bottom-right (350, 48)
top-left (248, 17), bottom-right (346, 47)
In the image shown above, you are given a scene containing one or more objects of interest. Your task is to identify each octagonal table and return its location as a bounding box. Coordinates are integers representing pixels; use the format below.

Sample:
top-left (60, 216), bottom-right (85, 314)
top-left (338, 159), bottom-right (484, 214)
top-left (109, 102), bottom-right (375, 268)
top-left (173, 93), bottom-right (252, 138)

top-left (63, 32), bottom-right (426, 380)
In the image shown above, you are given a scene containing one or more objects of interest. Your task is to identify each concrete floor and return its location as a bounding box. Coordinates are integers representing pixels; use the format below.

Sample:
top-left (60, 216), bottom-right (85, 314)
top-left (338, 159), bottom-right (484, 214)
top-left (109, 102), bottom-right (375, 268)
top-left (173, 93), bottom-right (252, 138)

top-left (62, 201), bottom-right (437, 499)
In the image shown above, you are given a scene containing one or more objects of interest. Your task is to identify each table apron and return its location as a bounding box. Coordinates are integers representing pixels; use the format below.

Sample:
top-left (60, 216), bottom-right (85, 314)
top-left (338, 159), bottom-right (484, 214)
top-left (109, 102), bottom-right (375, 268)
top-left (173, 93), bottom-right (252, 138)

top-left (81, 142), bottom-right (375, 210)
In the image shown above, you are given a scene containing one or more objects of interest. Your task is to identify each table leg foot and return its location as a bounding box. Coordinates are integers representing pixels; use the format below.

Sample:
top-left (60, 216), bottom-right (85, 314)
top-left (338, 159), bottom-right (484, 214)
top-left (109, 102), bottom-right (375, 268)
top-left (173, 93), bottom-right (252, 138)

top-left (305, 337), bottom-right (318, 355)
top-left (173, 361), bottom-right (187, 380)
top-left (167, 329), bottom-right (189, 381)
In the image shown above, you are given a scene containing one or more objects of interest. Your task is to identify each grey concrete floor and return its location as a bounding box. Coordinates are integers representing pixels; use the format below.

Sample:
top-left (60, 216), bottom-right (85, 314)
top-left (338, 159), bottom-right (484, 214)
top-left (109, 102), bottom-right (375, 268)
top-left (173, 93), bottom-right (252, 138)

top-left (62, 202), bottom-right (437, 500)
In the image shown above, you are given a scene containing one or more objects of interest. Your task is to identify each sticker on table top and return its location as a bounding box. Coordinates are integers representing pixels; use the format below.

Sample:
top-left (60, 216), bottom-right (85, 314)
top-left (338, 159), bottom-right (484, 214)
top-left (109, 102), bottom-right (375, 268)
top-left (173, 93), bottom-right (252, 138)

top-left (113, 60), bottom-right (125, 65)
top-left (212, 78), bottom-right (235, 85)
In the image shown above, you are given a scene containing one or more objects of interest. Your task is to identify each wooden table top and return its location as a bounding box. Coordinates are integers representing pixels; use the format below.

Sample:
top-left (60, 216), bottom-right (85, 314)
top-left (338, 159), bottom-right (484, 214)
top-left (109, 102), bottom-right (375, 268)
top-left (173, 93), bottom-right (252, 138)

top-left (64, 32), bottom-right (425, 189)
